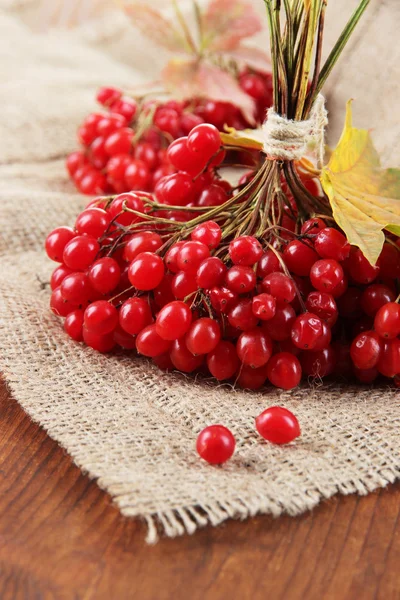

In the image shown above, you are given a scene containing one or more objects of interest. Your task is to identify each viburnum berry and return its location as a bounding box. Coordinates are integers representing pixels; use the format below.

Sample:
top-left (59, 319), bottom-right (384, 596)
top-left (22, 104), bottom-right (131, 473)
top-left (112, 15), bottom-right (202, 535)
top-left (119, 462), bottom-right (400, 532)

top-left (164, 242), bottom-right (185, 273)
top-left (209, 287), bottom-right (237, 314)
top-left (257, 250), bottom-right (283, 278)
top-left (196, 425), bottom-right (235, 464)
top-left (105, 128), bottom-right (134, 156)
top-left (305, 291), bottom-right (338, 326)
top-left (177, 241), bottom-right (210, 274)
top-left (63, 235), bottom-right (99, 271)
top-left (64, 309), bottom-right (84, 342)
top-left (82, 327), bottom-right (116, 353)
top-left (207, 340), bottom-right (240, 381)
top-left (227, 298), bottom-right (259, 331)
top-left (128, 252), bottom-right (164, 291)
top-left (125, 160), bottom-right (151, 190)
top-left (171, 271), bottom-right (198, 300)
top-left (50, 264), bottom-right (73, 291)
top-left (170, 338), bottom-right (204, 373)
top-left (346, 247), bottom-right (380, 284)
top-left (374, 302), bottom-right (400, 339)
top-left (123, 231), bottom-right (162, 262)
top-left (197, 184), bottom-right (228, 208)
top-left (261, 272), bottom-right (296, 304)
top-left (225, 265), bottom-right (256, 294)
top-left (187, 124), bottom-right (221, 160)
top-left (377, 338), bottom-right (400, 378)
top-left (314, 228), bottom-right (351, 261)
top-left (291, 313), bottom-right (324, 350)
top-left (354, 366), bottom-right (379, 384)
top-left (350, 330), bottom-right (382, 370)
top-left (300, 218), bottom-right (326, 235)
top-left (75, 208), bottom-right (112, 239)
top-left (229, 236), bottom-right (263, 266)
top-left (266, 353), bottom-right (302, 390)
top-left (156, 301), bottom-right (192, 341)
top-left (136, 324), bottom-right (171, 357)
top-left (167, 137), bottom-right (206, 175)
top-left (66, 151), bottom-right (87, 177)
top-left (252, 293), bottom-right (276, 321)
top-left (197, 257), bottom-right (227, 289)
top-left (283, 240), bottom-right (319, 276)
top-left (310, 259), bottom-right (344, 293)
top-left (360, 284), bottom-right (395, 317)
top-left (113, 325), bottom-right (137, 350)
top-left (45, 227), bottom-right (76, 262)
top-left (262, 304), bottom-right (296, 341)
top-left (110, 97), bottom-right (137, 122)
top-left (50, 287), bottom-right (77, 318)
top-left (119, 297), bottom-right (153, 336)
top-left (236, 328), bottom-right (273, 368)
top-left (96, 86), bottom-right (122, 106)
top-left (84, 300), bottom-right (118, 335)
top-left (158, 173), bottom-right (195, 206)
top-left (237, 364), bottom-right (269, 390)
top-left (186, 318), bottom-right (221, 355)
top-left (301, 346), bottom-right (336, 378)
top-left (60, 272), bottom-right (93, 306)
top-left (109, 193), bottom-right (144, 226)
top-left (191, 221), bottom-right (222, 249)
top-left (255, 406), bottom-right (301, 444)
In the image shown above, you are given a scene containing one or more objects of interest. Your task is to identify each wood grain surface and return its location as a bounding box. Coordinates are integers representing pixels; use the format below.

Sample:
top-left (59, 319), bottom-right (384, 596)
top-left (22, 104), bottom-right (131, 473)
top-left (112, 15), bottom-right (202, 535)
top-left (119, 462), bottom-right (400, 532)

top-left (0, 379), bottom-right (399, 600)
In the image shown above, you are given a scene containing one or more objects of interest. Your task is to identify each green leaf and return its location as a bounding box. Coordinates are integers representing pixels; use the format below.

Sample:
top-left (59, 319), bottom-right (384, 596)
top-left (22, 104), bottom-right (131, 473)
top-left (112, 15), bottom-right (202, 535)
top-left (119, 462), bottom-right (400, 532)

top-left (320, 101), bottom-right (400, 265)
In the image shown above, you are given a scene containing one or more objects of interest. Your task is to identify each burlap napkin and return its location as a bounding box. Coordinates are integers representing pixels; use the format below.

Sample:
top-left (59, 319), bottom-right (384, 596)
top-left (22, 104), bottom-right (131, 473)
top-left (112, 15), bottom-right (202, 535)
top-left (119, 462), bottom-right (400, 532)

top-left (0, 1), bottom-right (399, 541)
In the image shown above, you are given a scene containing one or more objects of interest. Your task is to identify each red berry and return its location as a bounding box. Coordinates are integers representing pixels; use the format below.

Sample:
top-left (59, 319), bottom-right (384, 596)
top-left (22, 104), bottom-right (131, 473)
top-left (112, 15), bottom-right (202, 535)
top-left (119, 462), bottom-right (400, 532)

top-left (191, 221), bottom-right (222, 249)
top-left (196, 425), bottom-right (235, 464)
top-left (64, 309), bottom-right (84, 342)
top-left (360, 284), bottom-right (395, 317)
top-left (96, 86), bottom-right (122, 106)
top-left (105, 128), bottom-right (134, 156)
top-left (240, 73), bottom-right (270, 100)
top-left (197, 184), bottom-right (227, 207)
top-left (136, 324), bottom-right (171, 357)
top-left (170, 338), bottom-right (204, 373)
top-left (252, 293), bottom-right (276, 321)
top-left (109, 193), bottom-right (144, 227)
top-left (305, 291), bottom-right (338, 326)
top-left (255, 406), bottom-right (300, 444)
top-left (350, 330), bottom-right (382, 370)
top-left (66, 151), bottom-right (87, 176)
top-left (207, 341), bottom-right (240, 380)
top-left (228, 298), bottom-right (259, 331)
top-left (156, 301), bottom-right (192, 341)
top-left (377, 339), bottom-right (400, 378)
top-left (88, 257), bottom-right (120, 294)
top-left (177, 241), bottom-right (210, 274)
top-left (266, 353), bottom-right (302, 390)
top-left (209, 287), bottom-right (237, 314)
top-left (261, 272), bottom-right (296, 304)
top-left (301, 346), bottom-right (336, 378)
top-left (84, 300), bottom-right (118, 335)
top-left (291, 313), bottom-right (324, 350)
top-left (283, 240), bottom-right (319, 276)
top-left (310, 259), bottom-right (344, 293)
top-left (257, 250), bottom-right (283, 278)
top-left (225, 265), bottom-right (256, 294)
top-left (128, 252), bottom-right (164, 291)
top-left (354, 366), bottom-right (378, 384)
top-left (197, 257), bottom-right (227, 289)
top-left (262, 304), bottom-right (296, 341)
top-left (167, 137), bottom-right (206, 175)
top-left (63, 235), bottom-right (99, 271)
top-left (45, 227), bottom-right (76, 262)
top-left (158, 173), bottom-right (195, 206)
top-left (186, 318), bottom-right (221, 355)
top-left (170, 270), bottom-right (197, 300)
top-left (125, 160), bottom-right (151, 191)
top-left (60, 272), bottom-right (93, 306)
top-left (83, 327), bottom-right (116, 353)
top-left (50, 287), bottom-right (77, 317)
top-left (75, 208), bottom-right (111, 238)
top-left (113, 325), bottom-right (137, 350)
top-left (110, 98), bottom-right (137, 121)
top-left (374, 302), bottom-right (400, 340)
top-left (236, 328), bottom-right (273, 368)
top-left (119, 297), bottom-right (153, 335)
top-left (237, 364), bottom-right (269, 390)
top-left (347, 247), bottom-right (379, 284)
top-left (187, 124), bottom-right (221, 160)
top-left (229, 236), bottom-right (263, 266)
top-left (314, 228), bottom-right (351, 261)
top-left (50, 264), bottom-right (73, 290)
top-left (300, 218), bottom-right (326, 235)
top-left (123, 231), bottom-right (162, 262)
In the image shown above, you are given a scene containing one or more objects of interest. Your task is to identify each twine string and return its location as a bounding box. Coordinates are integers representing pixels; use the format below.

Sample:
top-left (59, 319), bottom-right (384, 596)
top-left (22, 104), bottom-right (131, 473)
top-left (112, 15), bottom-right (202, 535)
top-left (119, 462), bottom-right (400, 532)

top-left (262, 94), bottom-right (328, 167)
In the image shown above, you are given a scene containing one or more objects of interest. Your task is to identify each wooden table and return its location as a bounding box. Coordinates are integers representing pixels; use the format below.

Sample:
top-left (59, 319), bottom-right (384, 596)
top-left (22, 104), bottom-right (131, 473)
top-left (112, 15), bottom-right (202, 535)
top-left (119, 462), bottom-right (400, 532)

top-left (1, 382), bottom-right (399, 600)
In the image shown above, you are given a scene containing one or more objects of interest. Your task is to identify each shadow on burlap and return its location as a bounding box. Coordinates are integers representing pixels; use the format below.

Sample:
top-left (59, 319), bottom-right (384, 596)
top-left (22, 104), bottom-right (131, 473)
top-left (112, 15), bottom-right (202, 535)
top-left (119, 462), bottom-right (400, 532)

top-left (0, 1), bottom-right (399, 541)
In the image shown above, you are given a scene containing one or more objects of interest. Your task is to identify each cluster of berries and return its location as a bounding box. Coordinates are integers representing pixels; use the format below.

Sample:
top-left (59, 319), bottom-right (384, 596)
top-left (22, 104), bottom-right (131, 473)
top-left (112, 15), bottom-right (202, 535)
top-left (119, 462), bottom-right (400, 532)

top-left (48, 123), bottom-right (400, 393)
top-left (65, 70), bottom-right (272, 196)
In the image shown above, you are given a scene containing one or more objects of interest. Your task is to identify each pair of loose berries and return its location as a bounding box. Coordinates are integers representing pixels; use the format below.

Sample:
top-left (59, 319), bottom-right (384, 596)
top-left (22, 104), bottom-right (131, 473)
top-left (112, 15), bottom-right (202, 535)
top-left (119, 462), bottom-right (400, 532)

top-left (196, 407), bottom-right (301, 464)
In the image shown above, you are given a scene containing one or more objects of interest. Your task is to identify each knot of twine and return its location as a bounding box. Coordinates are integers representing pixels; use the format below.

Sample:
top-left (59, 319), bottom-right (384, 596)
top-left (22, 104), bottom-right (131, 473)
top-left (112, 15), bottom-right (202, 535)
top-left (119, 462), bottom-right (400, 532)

top-left (262, 94), bottom-right (328, 167)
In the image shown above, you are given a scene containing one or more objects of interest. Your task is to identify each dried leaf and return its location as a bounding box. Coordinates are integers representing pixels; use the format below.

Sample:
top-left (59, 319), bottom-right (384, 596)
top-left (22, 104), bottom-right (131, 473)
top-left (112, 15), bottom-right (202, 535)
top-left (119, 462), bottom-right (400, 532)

top-left (122, 1), bottom-right (187, 53)
top-left (202, 0), bottom-right (262, 51)
top-left (162, 58), bottom-right (257, 124)
top-left (217, 45), bottom-right (271, 72)
top-left (321, 102), bottom-right (400, 265)
top-left (220, 126), bottom-right (264, 150)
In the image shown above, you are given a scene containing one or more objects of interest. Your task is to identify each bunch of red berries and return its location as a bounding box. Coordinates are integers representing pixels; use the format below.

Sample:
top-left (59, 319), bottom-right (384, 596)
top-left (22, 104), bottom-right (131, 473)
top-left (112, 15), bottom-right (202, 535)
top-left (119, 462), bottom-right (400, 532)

top-left (65, 70), bottom-right (272, 196)
top-left (48, 122), bottom-right (400, 392)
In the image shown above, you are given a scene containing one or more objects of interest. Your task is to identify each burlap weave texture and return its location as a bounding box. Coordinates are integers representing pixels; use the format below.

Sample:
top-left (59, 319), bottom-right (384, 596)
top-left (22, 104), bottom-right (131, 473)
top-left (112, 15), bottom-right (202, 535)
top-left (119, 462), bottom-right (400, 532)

top-left (0, 1), bottom-right (399, 541)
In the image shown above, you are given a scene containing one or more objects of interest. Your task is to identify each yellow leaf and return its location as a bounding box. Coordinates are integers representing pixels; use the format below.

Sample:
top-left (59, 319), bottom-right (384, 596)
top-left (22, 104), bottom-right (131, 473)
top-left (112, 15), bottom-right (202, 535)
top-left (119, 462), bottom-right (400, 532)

top-left (320, 101), bottom-right (400, 265)
top-left (220, 126), bottom-right (264, 150)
